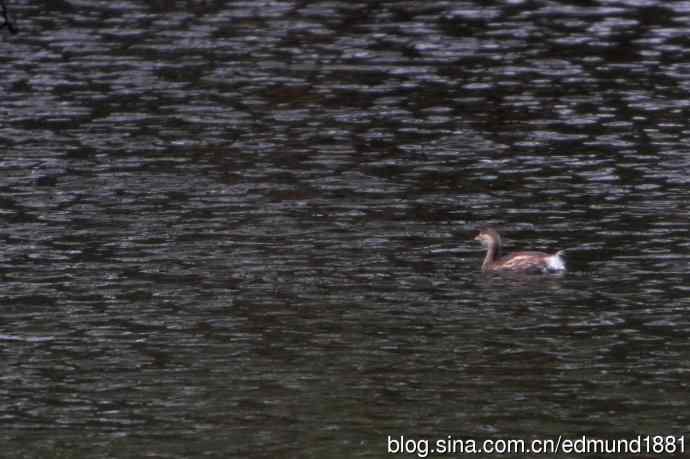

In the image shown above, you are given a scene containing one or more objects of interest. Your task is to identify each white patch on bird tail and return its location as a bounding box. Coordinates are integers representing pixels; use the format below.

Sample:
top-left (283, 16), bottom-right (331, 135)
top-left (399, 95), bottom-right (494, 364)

top-left (546, 252), bottom-right (566, 272)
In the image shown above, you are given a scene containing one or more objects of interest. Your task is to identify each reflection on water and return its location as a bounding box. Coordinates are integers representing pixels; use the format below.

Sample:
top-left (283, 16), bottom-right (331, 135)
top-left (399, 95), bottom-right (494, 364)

top-left (1, 1), bottom-right (689, 457)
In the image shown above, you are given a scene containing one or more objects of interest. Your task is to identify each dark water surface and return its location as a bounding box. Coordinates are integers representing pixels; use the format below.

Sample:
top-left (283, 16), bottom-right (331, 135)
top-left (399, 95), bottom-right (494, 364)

top-left (2, 1), bottom-right (689, 458)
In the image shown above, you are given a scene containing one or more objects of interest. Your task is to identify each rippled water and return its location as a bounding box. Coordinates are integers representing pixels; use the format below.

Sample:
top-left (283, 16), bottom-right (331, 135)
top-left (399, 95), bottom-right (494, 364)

top-left (2, 1), bottom-right (689, 457)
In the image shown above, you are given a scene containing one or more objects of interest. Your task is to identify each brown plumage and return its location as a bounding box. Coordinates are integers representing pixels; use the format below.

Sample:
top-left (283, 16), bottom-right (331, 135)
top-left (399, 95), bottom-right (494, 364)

top-left (474, 228), bottom-right (566, 274)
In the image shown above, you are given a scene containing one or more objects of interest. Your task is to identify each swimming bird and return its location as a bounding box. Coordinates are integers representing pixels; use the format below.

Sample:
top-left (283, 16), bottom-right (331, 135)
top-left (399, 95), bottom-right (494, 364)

top-left (474, 228), bottom-right (566, 274)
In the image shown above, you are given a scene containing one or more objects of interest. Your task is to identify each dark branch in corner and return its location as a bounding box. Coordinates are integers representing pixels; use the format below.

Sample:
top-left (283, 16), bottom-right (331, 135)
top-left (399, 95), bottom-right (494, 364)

top-left (1, 0), bottom-right (18, 34)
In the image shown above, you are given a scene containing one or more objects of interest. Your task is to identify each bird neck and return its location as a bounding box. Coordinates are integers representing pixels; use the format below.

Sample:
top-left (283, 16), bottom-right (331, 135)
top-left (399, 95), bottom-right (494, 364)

top-left (481, 238), bottom-right (501, 272)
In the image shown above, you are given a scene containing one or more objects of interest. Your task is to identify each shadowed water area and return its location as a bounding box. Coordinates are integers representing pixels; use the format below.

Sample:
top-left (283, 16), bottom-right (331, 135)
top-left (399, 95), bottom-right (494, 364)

top-left (1, 1), bottom-right (689, 458)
